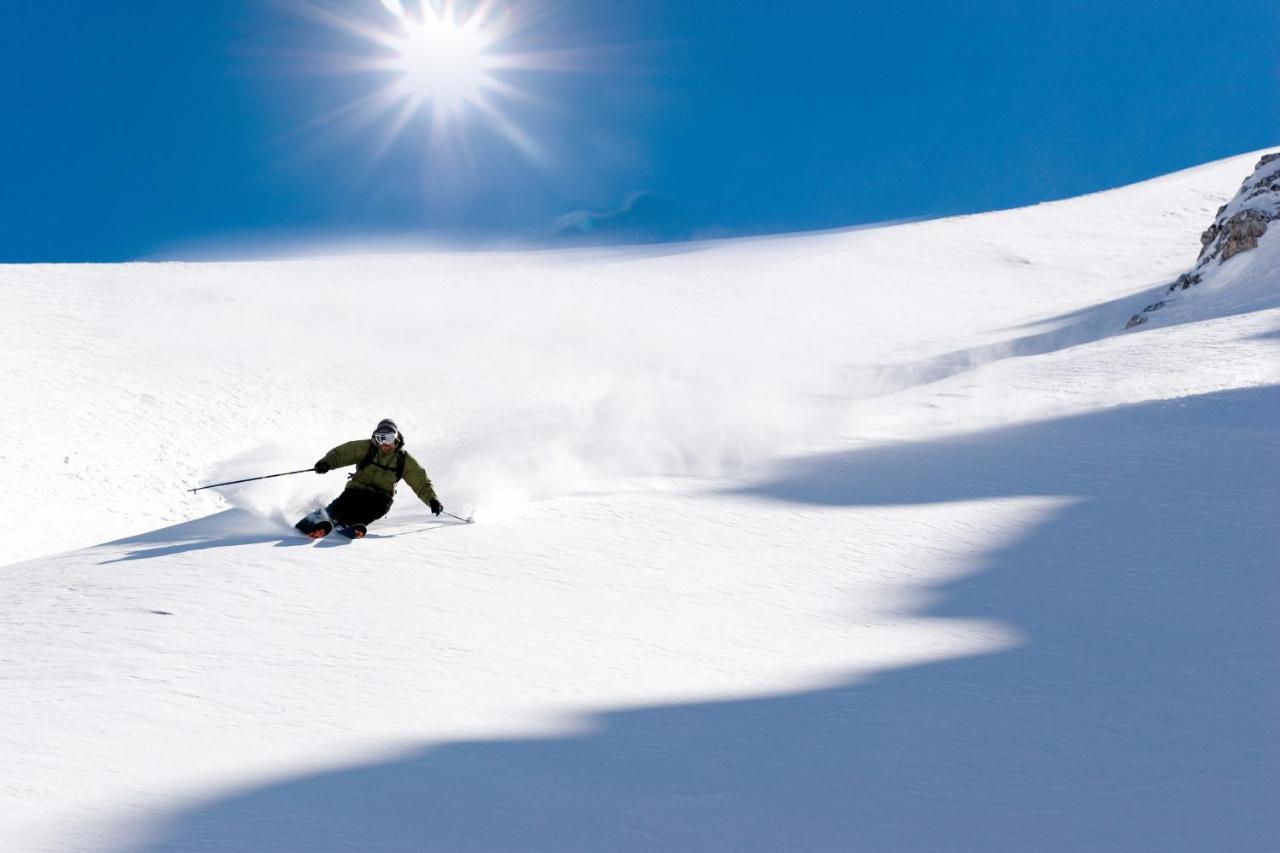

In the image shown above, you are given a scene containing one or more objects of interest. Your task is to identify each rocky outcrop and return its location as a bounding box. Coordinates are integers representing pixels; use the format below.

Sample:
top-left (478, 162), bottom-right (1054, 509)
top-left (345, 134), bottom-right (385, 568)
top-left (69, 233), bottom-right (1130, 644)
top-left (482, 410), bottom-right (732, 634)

top-left (1127, 152), bottom-right (1280, 329)
top-left (1212, 209), bottom-right (1270, 261)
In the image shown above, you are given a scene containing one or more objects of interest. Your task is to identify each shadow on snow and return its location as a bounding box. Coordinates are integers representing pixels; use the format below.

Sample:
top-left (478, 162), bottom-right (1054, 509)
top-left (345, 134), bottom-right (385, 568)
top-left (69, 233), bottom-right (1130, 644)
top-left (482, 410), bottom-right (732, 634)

top-left (98, 509), bottom-right (309, 563)
top-left (123, 387), bottom-right (1279, 852)
top-left (97, 510), bottom-right (465, 562)
top-left (834, 284), bottom-right (1276, 400)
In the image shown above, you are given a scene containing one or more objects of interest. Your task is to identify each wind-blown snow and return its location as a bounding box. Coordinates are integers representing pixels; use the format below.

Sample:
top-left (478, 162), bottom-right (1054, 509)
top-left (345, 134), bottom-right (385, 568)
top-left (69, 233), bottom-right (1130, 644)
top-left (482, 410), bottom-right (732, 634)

top-left (1, 151), bottom-right (1277, 852)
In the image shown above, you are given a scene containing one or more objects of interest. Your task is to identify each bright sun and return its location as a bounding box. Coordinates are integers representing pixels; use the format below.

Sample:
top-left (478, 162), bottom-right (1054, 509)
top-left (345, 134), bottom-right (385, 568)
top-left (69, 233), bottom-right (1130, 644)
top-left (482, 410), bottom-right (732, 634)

top-left (301, 0), bottom-right (579, 169)
top-left (391, 12), bottom-right (495, 111)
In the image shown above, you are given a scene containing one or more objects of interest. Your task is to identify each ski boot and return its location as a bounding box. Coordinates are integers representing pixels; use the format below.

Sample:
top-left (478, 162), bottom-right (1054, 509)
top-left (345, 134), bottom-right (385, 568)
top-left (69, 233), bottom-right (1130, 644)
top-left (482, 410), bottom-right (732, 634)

top-left (295, 507), bottom-right (334, 539)
top-left (336, 523), bottom-right (367, 539)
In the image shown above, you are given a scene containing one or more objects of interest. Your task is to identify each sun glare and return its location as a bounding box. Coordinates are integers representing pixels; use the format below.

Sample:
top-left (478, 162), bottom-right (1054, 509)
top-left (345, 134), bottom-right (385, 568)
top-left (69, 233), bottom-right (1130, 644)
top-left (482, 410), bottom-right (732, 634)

top-left (298, 0), bottom-right (592, 174)
top-left (392, 13), bottom-right (494, 110)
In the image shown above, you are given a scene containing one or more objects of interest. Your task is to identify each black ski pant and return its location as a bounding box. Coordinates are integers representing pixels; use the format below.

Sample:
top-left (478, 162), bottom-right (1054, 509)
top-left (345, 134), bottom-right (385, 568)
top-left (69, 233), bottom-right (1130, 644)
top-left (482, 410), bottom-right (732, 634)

top-left (326, 487), bottom-right (393, 526)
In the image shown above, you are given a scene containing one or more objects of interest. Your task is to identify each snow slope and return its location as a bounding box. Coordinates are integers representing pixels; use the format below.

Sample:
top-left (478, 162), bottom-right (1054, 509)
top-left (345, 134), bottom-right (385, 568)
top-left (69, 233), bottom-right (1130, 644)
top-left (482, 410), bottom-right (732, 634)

top-left (1, 150), bottom-right (1277, 852)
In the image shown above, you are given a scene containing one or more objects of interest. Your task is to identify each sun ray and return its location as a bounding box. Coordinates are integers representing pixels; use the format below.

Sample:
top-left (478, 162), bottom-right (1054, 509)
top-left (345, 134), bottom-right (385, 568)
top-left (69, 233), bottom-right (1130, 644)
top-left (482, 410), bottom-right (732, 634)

top-left (377, 0), bottom-right (408, 21)
top-left (470, 94), bottom-right (544, 162)
top-left (287, 0), bottom-right (604, 182)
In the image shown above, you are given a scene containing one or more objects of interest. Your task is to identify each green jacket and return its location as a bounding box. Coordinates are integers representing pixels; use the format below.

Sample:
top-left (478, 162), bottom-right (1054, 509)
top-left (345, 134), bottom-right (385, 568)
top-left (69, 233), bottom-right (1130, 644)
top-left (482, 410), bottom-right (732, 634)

top-left (319, 438), bottom-right (437, 505)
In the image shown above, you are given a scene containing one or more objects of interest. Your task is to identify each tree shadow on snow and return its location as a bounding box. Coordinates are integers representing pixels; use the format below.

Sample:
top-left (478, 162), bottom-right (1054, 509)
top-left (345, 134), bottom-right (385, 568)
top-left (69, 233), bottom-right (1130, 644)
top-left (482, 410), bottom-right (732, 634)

top-left (123, 387), bottom-right (1279, 852)
top-left (98, 509), bottom-right (309, 563)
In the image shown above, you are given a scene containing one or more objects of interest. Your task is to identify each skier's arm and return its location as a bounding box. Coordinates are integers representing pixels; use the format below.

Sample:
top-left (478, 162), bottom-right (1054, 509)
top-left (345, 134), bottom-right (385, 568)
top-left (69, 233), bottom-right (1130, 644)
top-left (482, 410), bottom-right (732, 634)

top-left (402, 454), bottom-right (439, 505)
top-left (318, 440), bottom-right (369, 471)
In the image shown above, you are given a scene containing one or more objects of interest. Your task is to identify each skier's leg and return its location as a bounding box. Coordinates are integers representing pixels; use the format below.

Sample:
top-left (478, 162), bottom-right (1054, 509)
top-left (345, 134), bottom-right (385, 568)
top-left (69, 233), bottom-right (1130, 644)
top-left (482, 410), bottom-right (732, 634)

top-left (324, 490), bottom-right (363, 526)
top-left (356, 491), bottom-right (393, 526)
top-left (332, 493), bottom-right (375, 538)
top-left (328, 489), bottom-right (393, 528)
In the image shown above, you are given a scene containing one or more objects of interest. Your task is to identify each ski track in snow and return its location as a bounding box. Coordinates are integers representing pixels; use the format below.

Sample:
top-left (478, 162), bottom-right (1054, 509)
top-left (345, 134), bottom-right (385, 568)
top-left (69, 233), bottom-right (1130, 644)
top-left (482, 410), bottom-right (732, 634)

top-left (1, 151), bottom-right (1278, 852)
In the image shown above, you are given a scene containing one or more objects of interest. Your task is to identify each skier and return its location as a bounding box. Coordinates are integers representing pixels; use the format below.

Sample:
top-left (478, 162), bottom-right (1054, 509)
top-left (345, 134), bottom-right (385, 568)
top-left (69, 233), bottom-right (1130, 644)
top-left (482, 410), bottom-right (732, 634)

top-left (295, 419), bottom-right (443, 539)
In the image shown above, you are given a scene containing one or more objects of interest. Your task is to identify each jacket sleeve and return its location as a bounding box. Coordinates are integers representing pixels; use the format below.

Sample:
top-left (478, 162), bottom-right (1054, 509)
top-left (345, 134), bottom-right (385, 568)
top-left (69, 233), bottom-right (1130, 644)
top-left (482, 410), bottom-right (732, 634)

top-left (320, 440), bottom-right (369, 470)
top-left (402, 453), bottom-right (438, 505)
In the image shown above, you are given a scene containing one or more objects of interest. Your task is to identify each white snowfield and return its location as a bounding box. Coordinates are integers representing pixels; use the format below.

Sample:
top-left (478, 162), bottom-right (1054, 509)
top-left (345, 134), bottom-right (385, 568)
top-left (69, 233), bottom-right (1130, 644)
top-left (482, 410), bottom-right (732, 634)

top-left (1, 151), bottom-right (1277, 852)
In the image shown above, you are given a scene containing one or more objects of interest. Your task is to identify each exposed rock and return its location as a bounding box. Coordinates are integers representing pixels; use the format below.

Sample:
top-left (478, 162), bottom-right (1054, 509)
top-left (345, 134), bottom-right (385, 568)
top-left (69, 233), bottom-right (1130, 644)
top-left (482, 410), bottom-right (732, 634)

top-left (1197, 153), bottom-right (1280, 267)
top-left (1218, 209), bottom-right (1271, 261)
top-left (1243, 184), bottom-right (1280, 202)
top-left (1199, 223), bottom-right (1219, 251)
top-left (1125, 296), bottom-right (1173, 327)
top-left (1126, 150), bottom-right (1279, 330)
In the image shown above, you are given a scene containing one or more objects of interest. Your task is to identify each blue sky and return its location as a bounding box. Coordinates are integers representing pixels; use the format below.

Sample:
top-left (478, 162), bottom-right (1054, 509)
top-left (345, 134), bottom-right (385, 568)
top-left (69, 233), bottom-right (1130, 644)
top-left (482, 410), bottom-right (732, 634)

top-left (2, 0), bottom-right (1277, 262)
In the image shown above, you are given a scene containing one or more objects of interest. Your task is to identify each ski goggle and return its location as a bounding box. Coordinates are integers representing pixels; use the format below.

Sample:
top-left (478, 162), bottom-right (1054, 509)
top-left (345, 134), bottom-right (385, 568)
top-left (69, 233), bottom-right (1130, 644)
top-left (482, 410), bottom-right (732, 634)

top-left (373, 430), bottom-right (398, 445)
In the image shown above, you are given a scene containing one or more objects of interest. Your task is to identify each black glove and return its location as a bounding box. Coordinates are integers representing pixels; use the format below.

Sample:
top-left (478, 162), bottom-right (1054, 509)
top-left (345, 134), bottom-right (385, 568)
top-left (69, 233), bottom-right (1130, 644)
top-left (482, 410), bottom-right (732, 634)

top-left (314, 460), bottom-right (331, 474)
top-left (429, 498), bottom-right (443, 516)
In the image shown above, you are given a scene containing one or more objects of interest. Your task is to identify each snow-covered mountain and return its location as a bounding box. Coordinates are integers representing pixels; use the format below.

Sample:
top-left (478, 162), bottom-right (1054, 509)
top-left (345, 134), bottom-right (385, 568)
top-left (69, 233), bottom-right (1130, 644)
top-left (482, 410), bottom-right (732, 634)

top-left (1, 150), bottom-right (1277, 852)
top-left (1127, 152), bottom-right (1280, 329)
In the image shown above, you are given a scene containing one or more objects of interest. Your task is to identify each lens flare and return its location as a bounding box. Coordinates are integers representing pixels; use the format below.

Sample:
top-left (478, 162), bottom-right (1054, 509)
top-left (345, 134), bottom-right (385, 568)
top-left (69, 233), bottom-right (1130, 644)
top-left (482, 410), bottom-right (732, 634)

top-left (295, 0), bottom-right (583, 171)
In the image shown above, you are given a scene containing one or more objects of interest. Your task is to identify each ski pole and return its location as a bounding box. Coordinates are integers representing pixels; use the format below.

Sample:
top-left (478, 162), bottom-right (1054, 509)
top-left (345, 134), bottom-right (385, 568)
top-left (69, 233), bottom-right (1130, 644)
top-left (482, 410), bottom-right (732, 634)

top-left (188, 468), bottom-right (314, 494)
top-left (443, 510), bottom-right (475, 524)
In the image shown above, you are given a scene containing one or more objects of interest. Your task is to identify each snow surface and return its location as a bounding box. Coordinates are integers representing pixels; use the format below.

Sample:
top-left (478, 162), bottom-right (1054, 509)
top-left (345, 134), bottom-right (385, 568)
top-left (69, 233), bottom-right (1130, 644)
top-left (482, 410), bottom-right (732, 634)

top-left (1, 150), bottom-right (1277, 852)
